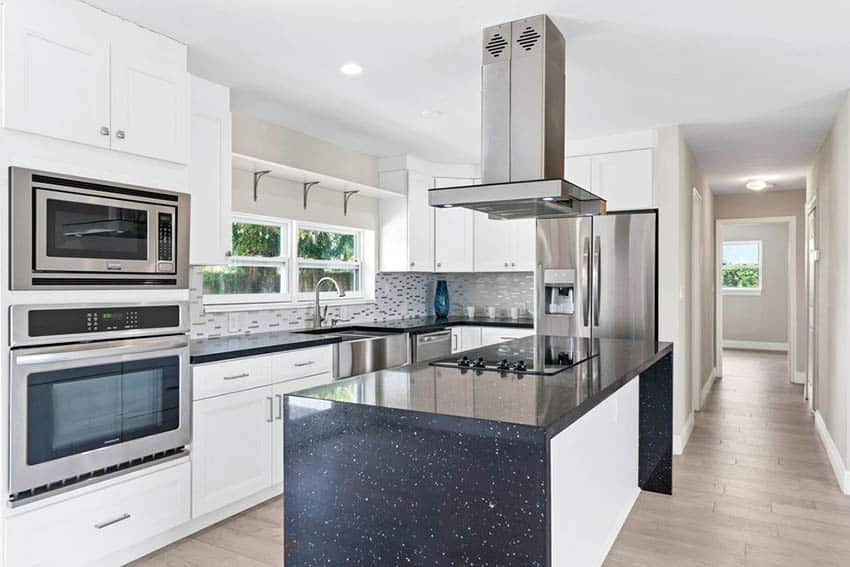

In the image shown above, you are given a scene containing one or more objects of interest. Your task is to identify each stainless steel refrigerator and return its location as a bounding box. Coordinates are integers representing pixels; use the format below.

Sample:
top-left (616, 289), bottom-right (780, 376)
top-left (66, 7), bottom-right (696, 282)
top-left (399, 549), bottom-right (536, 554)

top-left (536, 210), bottom-right (657, 342)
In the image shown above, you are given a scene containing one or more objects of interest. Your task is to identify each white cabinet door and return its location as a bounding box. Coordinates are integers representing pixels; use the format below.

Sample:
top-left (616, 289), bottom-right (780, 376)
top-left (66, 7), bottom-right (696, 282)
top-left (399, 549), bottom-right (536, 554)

top-left (474, 212), bottom-right (513, 271)
top-left (188, 75), bottom-right (232, 265)
top-left (460, 327), bottom-right (483, 350)
top-left (450, 327), bottom-right (463, 353)
top-left (3, 0), bottom-right (111, 148)
top-left (192, 387), bottom-right (273, 518)
top-left (511, 219), bottom-right (537, 271)
top-left (435, 177), bottom-right (474, 272)
top-left (590, 149), bottom-right (653, 211)
top-left (407, 171), bottom-right (434, 271)
top-left (110, 19), bottom-right (189, 163)
top-left (565, 156), bottom-right (592, 189)
top-left (378, 170), bottom-right (409, 272)
top-left (272, 371), bottom-right (333, 485)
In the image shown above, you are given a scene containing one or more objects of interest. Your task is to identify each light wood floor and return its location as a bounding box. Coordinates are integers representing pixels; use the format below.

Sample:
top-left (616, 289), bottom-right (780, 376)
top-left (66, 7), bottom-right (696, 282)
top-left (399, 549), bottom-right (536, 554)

top-left (604, 349), bottom-right (850, 566)
top-left (133, 350), bottom-right (848, 566)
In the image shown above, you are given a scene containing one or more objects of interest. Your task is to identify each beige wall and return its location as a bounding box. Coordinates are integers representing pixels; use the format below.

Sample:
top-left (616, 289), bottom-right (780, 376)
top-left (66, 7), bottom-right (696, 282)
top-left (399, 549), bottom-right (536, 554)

top-left (808, 92), bottom-right (850, 469)
top-left (721, 222), bottom-right (790, 344)
top-left (714, 190), bottom-right (806, 373)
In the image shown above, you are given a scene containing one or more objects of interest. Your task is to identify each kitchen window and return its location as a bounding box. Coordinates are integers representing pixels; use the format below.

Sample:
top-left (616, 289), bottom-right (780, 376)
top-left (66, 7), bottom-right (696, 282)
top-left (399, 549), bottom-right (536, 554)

top-left (202, 216), bottom-right (373, 309)
top-left (721, 240), bottom-right (762, 294)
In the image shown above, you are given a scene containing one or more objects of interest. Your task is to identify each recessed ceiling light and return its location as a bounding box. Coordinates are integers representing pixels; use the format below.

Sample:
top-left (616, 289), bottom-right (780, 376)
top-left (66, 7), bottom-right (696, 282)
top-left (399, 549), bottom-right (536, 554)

top-left (339, 62), bottom-right (363, 76)
top-left (541, 196), bottom-right (555, 201)
top-left (420, 109), bottom-right (444, 119)
top-left (745, 179), bottom-right (769, 191)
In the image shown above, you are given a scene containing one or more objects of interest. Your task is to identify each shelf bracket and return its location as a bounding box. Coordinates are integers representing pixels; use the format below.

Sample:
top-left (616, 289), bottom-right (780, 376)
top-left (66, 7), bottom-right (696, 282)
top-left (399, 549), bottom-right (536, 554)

top-left (343, 190), bottom-right (360, 216)
top-left (303, 181), bottom-right (320, 209)
top-left (252, 170), bottom-right (271, 202)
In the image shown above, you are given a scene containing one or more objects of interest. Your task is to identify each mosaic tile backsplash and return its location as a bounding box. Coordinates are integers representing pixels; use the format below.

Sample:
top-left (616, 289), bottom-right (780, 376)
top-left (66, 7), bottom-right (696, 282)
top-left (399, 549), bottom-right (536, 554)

top-left (189, 267), bottom-right (533, 339)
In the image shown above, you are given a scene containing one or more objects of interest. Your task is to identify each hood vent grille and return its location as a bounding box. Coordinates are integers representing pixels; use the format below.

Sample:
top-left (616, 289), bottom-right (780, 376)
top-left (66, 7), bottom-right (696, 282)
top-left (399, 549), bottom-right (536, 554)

top-left (485, 32), bottom-right (508, 58)
top-left (516, 26), bottom-right (541, 51)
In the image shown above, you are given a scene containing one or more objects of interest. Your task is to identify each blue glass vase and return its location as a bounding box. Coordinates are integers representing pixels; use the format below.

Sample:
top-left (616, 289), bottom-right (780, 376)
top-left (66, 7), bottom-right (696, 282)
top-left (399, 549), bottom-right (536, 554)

top-left (434, 280), bottom-right (449, 318)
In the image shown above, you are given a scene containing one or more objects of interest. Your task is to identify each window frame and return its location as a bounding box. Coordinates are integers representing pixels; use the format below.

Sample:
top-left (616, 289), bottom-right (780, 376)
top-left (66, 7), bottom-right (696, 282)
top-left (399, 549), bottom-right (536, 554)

top-left (293, 221), bottom-right (364, 301)
top-left (720, 239), bottom-right (763, 295)
top-left (202, 214), bottom-right (291, 306)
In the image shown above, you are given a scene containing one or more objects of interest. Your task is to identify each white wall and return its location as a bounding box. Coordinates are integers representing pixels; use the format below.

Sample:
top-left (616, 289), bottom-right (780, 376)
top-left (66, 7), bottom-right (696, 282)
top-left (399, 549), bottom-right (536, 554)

top-left (714, 190), bottom-right (806, 370)
top-left (721, 222), bottom-right (789, 345)
top-left (808, 92), bottom-right (850, 477)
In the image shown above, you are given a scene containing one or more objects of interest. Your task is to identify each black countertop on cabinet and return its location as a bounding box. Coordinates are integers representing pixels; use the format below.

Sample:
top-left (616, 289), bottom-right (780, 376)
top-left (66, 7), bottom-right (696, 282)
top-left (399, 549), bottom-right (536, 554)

top-left (189, 316), bottom-right (534, 364)
top-left (291, 335), bottom-right (672, 438)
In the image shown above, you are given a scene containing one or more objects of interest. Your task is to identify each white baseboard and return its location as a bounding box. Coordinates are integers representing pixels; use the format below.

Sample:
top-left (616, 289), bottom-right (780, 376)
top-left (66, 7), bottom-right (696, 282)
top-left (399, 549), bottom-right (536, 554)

top-left (723, 340), bottom-right (789, 352)
top-left (791, 370), bottom-right (806, 385)
top-left (673, 412), bottom-right (695, 455)
top-left (700, 367), bottom-right (719, 408)
top-left (814, 410), bottom-right (850, 495)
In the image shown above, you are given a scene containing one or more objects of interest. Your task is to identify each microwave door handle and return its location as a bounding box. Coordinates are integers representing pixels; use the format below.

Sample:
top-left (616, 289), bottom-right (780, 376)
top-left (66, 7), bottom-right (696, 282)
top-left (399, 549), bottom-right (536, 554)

top-left (14, 336), bottom-right (187, 366)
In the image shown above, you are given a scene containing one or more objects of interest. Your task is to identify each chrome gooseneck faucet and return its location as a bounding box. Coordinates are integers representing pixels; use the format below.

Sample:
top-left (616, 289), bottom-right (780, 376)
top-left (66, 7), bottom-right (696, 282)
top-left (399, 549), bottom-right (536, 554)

top-left (313, 277), bottom-right (346, 327)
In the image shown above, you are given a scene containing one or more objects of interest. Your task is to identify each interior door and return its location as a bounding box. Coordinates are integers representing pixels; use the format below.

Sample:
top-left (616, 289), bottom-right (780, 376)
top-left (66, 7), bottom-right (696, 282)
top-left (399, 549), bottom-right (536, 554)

top-left (3, 0), bottom-right (111, 147)
top-left (110, 19), bottom-right (189, 163)
top-left (591, 212), bottom-right (657, 341)
top-left (806, 206), bottom-right (818, 407)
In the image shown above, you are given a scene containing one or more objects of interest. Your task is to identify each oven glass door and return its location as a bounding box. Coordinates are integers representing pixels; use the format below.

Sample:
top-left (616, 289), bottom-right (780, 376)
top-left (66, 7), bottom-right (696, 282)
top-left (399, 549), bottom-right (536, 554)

top-left (34, 188), bottom-right (158, 273)
top-left (26, 356), bottom-right (180, 466)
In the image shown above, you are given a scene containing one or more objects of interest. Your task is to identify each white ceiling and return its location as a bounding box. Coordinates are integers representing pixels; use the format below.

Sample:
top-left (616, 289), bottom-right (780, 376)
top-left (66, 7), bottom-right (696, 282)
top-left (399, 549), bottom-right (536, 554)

top-left (86, 0), bottom-right (850, 194)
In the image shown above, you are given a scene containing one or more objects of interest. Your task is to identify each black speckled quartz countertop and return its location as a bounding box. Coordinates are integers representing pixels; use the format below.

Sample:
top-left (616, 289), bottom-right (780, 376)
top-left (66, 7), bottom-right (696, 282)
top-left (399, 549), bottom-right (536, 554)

top-left (290, 335), bottom-right (672, 438)
top-left (190, 316), bottom-right (533, 364)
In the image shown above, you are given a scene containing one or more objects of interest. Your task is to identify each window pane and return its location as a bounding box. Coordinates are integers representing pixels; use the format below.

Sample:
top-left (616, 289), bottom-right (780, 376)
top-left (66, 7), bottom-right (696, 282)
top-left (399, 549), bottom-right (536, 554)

top-left (203, 265), bottom-right (282, 295)
top-left (297, 229), bottom-right (355, 261)
top-left (232, 222), bottom-right (281, 258)
top-left (721, 242), bottom-right (759, 266)
top-left (722, 266), bottom-right (760, 289)
top-left (298, 267), bottom-right (359, 293)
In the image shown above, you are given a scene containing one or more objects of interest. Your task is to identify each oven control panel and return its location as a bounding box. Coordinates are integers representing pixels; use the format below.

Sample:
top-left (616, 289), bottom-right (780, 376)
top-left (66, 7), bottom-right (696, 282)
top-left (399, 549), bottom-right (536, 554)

top-left (27, 305), bottom-right (182, 338)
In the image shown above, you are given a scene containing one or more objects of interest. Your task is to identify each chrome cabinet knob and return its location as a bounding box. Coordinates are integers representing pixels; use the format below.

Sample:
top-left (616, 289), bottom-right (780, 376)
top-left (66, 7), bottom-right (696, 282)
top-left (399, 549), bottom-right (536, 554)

top-left (100, 126), bottom-right (110, 136)
top-left (410, 261), bottom-right (415, 267)
top-left (436, 262), bottom-right (441, 268)
top-left (504, 262), bottom-right (509, 267)
top-left (116, 130), bottom-right (126, 140)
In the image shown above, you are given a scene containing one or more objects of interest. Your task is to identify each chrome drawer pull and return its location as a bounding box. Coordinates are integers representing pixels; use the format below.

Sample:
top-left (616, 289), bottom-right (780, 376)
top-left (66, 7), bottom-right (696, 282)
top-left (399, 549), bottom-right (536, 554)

top-left (223, 372), bottom-right (250, 380)
top-left (94, 513), bottom-right (131, 529)
top-left (293, 361), bottom-right (315, 367)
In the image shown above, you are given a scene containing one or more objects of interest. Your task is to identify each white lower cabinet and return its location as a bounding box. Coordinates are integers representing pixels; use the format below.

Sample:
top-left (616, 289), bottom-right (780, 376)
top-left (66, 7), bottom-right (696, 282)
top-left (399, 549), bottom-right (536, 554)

top-left (450, 327), bottom-right (463, 353)
top-left (5, 461), bottom-right (190, 567)
top-left (192, 387), bottom-right (274, 518)
top-left (459, 326), bottom-right (483, 350)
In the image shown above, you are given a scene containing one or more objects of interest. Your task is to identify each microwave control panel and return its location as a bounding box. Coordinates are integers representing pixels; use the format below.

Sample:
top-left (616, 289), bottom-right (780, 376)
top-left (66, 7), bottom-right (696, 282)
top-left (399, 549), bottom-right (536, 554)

top-left (27, 305), bottom-right (182, 338)
top-left (158, 212), bottom-right (174, 262)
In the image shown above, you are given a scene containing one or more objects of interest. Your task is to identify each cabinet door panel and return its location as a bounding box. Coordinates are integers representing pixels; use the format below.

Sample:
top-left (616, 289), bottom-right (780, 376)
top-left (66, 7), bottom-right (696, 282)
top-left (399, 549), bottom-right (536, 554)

top-left (435, 207), bottom-right (474, 272)
top-left (511, 219), bottom-right (537, 271)
top-left (407, 171), bottom-right (434, 271)
top-left (591, 150), bottom-right (653, 211)
top-left (474, 212), bottom-right (512, 271)
top-left (460, 327), bottom-right (482, 350)
top-left (192, 387), bottom-right (273, 517)
top-left (565, 156), bottom-right (592, 189)
top-left (189, 76), bottom-right (232, 265)
top-left (4, 0), bottom-right (111, 147)
top-left (110, 20), bottom-right (189, 163)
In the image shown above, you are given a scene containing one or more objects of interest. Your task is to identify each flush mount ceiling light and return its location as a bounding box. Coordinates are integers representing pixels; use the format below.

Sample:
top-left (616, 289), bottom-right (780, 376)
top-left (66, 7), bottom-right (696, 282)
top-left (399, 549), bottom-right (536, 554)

top-left (420, 109), bottom-right (444, 119)
top-left (339, 62), bottom-right (363, 76)
top-left (745, 179), bottom-right (770, 191)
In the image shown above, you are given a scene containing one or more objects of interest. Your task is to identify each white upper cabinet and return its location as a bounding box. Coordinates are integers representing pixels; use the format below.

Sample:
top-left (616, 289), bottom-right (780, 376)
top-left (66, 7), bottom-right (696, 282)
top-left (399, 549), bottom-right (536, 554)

top-left (189, 75), bottom-right (232, 265)
top-left (474, 213), bottom-right (536, 272)
top-left (565, 156), bottom-right (592, 190)
top-left (109, 19), bottom-right (189, 163)
top-left (434, 177), bottom-right (475, 272)
top-left (3, 0), bottom-right (111, 148)
top-left (590, 149), bottom-right (653, 211)
top-left (3, 0), bottom-right (189, 164)
top-left (378, 169), bottom-right (434, 272)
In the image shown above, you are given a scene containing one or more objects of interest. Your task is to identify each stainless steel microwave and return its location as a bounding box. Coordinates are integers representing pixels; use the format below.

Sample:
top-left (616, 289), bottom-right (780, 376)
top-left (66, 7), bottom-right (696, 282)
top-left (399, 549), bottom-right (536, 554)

top-left (10, 167), bottom-right (190, 289)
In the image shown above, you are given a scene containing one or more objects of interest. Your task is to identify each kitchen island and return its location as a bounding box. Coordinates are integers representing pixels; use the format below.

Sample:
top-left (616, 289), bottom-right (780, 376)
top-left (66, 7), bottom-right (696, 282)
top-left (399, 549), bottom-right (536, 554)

top-left (284, 336), bottom-right (672, 566)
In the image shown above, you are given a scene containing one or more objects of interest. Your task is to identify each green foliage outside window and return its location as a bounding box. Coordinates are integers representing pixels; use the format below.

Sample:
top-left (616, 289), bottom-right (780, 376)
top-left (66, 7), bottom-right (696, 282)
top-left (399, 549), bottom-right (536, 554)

top-left (722, 266), bottom-right (760, 289)
top-left (298, 229), bottom-right (355, 261)
top-left (232, 222), bottom-right (281, 257)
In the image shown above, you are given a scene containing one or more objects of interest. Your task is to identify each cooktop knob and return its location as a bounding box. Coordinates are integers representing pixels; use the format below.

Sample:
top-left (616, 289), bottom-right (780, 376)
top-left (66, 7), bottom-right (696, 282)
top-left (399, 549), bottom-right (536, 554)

top-left (497, 359), bottom-right (510, 370)
top-left (457, 356), bottom-right (470, 367)
top-left (515, 360), bottom-right (527, 372)
top-left (472, 357), bottom-right (486, 368)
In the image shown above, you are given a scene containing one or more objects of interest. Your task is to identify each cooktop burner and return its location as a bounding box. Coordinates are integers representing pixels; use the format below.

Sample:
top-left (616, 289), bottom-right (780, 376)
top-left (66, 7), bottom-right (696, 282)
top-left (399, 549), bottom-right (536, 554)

top-left (430, 335), bottom-right (598, 376)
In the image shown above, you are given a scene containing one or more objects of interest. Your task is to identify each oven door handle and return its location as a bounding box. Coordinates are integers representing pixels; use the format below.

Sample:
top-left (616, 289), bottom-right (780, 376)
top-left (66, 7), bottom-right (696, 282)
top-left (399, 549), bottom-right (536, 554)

top-left (13, 336), bottom-right (188, 366)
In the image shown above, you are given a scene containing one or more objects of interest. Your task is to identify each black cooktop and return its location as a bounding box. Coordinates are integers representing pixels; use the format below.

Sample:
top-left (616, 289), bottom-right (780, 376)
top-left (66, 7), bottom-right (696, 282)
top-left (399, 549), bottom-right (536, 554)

top-left (430, 335), bottom-right (599, 375)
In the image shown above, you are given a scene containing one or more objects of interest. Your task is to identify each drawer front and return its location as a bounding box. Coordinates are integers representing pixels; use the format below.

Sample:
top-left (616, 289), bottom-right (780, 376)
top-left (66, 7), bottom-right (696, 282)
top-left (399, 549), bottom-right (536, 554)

top-left (5, 461), bottom-right (190, 567)
top-left (193, 356), bottom-right (271, 400)
top-left (269, 346), bottom-right (333, 384)
top-left (480, 326), bottom-right (534, 345)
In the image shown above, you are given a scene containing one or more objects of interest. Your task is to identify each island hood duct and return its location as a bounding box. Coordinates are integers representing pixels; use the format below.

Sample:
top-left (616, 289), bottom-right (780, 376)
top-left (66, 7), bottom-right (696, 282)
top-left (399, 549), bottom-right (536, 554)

top-left (428, 15), bottom-right (606, 219)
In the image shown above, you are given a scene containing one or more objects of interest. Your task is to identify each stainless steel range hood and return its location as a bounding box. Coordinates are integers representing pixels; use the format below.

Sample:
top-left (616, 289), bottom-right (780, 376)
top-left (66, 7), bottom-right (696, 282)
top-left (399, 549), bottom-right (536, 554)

top-left (428, 15), bottom-right (606, 219)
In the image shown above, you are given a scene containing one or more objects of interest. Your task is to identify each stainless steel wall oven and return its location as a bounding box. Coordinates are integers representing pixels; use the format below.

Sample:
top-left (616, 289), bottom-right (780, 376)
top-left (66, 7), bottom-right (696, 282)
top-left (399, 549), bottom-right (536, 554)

top-left (8, 303), bottom-right (191, 502)
top-left (10, 167), bottom-right (190, 289)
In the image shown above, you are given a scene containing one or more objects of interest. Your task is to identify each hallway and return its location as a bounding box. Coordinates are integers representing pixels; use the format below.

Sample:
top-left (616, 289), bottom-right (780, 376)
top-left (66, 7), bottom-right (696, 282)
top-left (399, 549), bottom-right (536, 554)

top-left (605, 349), bottom-right (850, 566)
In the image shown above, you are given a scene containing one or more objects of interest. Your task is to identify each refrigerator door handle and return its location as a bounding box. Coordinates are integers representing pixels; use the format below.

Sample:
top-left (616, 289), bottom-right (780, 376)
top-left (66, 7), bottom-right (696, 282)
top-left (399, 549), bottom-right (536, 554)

top-left (593, 236), bottom-right (601, 326)
top-left (582, 236), bottom-right (591, 326)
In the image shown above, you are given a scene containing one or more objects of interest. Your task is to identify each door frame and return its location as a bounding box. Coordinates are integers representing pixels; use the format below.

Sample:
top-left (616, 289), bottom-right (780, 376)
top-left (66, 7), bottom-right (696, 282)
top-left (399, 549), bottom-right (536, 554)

top-left (691, 188), bottom-right (704, 411)
top-left (805, 197), bottom-right (818, 410)
top-left (715, 216), bottom-right (798, 381)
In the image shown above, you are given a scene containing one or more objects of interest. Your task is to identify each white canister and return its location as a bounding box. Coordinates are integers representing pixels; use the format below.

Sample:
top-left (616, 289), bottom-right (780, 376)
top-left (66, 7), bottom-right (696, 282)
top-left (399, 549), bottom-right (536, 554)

top-left (465, 306), bottom-right (475, 318)
top-left (487, 306), bottom-right (497, 318)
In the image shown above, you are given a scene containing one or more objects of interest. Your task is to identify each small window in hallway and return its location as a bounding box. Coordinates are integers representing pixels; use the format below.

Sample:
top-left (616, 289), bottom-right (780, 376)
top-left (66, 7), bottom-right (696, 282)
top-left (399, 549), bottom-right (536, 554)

top-left (721, 240), bottom-right (762, 292)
